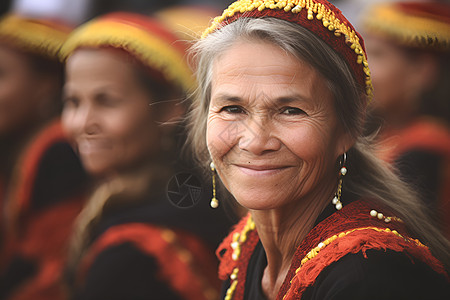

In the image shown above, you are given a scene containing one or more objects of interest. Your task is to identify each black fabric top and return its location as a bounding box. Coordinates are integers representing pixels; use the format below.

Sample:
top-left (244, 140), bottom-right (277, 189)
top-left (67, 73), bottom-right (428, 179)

top-left (219, 195), bottom-right (450, 299)
top-left (74, 243), bottom-right (182, 300)
top-left (32, 141), bottom-right (88, 210)
top-left (72, 181), bottom-right (234, 300)
top-left (238, 242), bottom-right (450, 300)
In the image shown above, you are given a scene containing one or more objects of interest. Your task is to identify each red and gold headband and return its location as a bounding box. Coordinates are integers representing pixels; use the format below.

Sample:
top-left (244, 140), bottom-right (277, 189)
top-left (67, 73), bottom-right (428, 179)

top-left (202, 0), bottom-right (373, 101)
top-left (60, 13), bottom-right (195, 93)
top-left (363, 2), bottom-right (450, 52)
top-left (0, 14), bottom-right (71, 59)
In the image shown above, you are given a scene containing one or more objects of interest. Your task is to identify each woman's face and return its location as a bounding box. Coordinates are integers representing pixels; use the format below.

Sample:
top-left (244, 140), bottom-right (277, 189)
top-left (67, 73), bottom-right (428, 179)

top-left (62, 49), bottom-right (163, 177)
top-left (365, 35), bottom-right (420, 114)
top-left (207, 41), bottom-right (352, 210)
top-left (0, 45), bottom-right (45, 136)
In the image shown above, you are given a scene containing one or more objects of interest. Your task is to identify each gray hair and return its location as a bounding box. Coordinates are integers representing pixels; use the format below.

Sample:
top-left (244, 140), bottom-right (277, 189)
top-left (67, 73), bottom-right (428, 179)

top-left (187, 17), bottom-right (450, 269)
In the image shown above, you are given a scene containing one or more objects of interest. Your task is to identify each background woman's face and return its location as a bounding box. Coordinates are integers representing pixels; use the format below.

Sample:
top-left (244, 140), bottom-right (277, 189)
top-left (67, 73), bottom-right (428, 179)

top-left (0, 45), bottom-right (45, 136)
top-left (365, 35), bottom-right (425, 115)
top-left (207, 41), bottom-right (351, 210)
top-left (62, 49), bottom-right (162, 177)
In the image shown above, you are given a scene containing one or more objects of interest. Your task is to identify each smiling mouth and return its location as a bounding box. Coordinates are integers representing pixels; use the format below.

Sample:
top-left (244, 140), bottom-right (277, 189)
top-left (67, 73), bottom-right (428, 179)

top-left (234, 164), bottom-right (291, 176)
top-left (77, 139), bottom-right (112, 154)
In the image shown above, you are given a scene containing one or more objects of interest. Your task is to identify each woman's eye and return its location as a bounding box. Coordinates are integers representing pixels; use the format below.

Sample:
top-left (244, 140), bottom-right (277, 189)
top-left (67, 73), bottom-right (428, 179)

top-left (281, 107), bottom-right (306, 115)
top-left (63, 96), bottom-right (79, 108)
top-left (221, 105), bottom-right (245, 114)
top-left (97, 94), bottom-right (120, 107)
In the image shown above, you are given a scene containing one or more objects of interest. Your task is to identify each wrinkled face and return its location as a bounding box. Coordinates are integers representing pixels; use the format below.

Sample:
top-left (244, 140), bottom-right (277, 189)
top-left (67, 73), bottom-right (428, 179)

top-left (62, 49), bottom-right (162, 177)
top-left (365, 35), bottom-right (417, 114)
top-left (0, 44), bottom-right (44, 136)
top-left (207, 41), bottom-right (351, 210)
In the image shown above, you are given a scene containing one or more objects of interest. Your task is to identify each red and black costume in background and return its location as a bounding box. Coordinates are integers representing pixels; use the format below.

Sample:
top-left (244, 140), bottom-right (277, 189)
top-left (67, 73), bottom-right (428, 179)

top-left (0, 119), bottom-right (88, 300)
top-left (68, 184), bottom-right (232, 300)
top-left (217, 198), bottom-right (449, 299)
top-left (379, 118), bottom-right (450, 240)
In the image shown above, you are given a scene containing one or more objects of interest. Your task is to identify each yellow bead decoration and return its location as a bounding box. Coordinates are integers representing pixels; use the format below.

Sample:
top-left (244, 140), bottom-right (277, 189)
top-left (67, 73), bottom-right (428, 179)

top-left (201, 0), bottom-right (373, 102)
top-left (224, 216), bottom-right (256, 300)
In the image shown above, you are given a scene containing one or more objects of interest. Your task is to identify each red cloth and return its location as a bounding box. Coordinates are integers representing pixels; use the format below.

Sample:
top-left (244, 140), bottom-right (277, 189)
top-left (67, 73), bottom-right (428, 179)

top-left (217, 200), bottom-right (448, 300)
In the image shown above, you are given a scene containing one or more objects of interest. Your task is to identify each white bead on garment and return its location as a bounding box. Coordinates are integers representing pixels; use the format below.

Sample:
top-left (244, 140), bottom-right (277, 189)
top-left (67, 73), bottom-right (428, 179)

top-left (370, 209), bottom-right (402, 223)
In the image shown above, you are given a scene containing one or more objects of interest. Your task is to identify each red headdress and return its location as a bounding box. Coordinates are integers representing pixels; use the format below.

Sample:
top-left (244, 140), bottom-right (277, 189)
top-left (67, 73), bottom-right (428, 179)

top-left (202, 0), bottom-right (373, 101)
top-left (363, 1), bottom-right (450, 52)
top-left (60, 12), bottom-right (194, 94)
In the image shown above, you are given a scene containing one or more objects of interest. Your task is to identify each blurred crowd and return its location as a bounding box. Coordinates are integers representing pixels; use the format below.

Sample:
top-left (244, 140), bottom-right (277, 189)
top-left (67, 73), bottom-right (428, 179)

top-left (0, 0), bottom-right (448, 299)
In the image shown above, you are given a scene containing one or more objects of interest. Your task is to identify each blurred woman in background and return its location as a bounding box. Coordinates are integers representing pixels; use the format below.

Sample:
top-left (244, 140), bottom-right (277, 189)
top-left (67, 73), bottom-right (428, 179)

top-left (0, 14), bottom-right (87, 300)
top-left (362, 1), bottom-right (450, 240)
top-left (60, 12), bottom-right (225, 300)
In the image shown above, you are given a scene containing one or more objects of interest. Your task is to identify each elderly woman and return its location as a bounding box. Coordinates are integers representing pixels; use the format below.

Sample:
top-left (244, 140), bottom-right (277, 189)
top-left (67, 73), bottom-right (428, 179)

top-left (188, 1), bottom-right (450, 299)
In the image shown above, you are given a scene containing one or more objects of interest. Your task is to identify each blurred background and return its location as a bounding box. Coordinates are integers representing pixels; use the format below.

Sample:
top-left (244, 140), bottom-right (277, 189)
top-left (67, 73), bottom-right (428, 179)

top-left (1, 0), bottom-right (441, 28)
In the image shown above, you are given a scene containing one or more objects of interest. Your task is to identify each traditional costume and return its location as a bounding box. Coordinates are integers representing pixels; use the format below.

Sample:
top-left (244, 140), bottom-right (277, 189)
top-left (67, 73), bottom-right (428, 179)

top-left (60, 13), bottom-right (230, 300)
top-left (0, 14), bottom-right (88, 300)
top-left (217, 198), bottom-right (449, 299)
top-left (200, 1), bottom-right (450, 298)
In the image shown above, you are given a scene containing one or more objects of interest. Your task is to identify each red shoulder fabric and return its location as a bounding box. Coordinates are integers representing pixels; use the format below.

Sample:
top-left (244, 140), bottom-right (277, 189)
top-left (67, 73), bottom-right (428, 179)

top-left (216, 214), bottom-right (257, 280)
top-left (218, 200), bottom-right (448, 300)
top-left (79, 223), bottom-right (220, 300)
top-left (281, 200), bottom-right (448, 299)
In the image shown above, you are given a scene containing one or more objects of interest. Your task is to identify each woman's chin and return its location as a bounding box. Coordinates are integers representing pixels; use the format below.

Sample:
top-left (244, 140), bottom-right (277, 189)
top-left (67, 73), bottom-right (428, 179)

top-left (233, 190), bottom-right (286, 211)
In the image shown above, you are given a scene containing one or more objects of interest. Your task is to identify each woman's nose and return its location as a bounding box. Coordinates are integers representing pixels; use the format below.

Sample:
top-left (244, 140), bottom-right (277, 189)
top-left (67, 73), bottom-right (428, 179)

top-left (238, 116), bottom-right (281, 155)
top-left (73, 104), bottom-right (100, 135)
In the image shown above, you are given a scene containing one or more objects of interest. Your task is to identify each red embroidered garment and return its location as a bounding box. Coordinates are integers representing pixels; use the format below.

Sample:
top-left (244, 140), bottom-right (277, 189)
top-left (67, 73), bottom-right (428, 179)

top-left (217, 200), bottom-right (448, 299)
top-left (77, 223), bottom-right (220, 300)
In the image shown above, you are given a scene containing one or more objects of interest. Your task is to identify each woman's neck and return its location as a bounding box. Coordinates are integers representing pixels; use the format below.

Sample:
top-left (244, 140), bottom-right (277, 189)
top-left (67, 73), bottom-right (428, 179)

top-left (251, 188), bottom-right (333, 299)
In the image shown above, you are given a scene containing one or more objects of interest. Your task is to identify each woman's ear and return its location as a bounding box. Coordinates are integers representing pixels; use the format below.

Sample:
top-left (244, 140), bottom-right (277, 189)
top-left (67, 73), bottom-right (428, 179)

top-left (337, 130), bottom-right (356, 158)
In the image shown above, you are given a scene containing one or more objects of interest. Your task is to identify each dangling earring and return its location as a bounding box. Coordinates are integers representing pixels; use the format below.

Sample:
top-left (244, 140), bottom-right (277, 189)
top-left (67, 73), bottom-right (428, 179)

top-left (210, 162), bottom-right (219, 208)
top-left (332, 152), bottom-right (347, 211)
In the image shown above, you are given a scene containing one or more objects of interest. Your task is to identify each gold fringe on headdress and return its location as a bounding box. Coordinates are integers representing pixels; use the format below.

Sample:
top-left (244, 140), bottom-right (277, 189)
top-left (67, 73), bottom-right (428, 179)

top-left (202, 0), bottom-right (373, 102)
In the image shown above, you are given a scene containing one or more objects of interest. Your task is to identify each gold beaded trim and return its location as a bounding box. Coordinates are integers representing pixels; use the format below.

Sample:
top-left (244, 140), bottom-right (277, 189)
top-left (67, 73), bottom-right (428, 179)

top-left (281, 226), bottom-right (427, 299)
top-left (202, 0), bottom-right (373, 101)
top-left (363, 3), bottom-right (450, 51)
top-left (293, 226), bottom-right (426, 276)
top-left (225, 216), bottom-right (256, 300)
